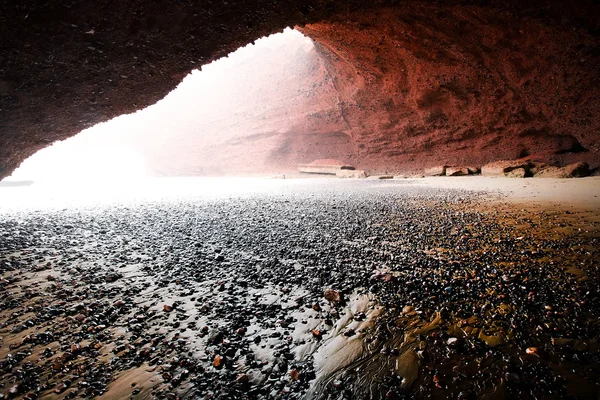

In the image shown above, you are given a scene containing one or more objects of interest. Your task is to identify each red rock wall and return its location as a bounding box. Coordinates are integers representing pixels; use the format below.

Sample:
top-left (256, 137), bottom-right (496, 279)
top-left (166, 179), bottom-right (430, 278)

top-left (300, 4), bottom-right (600, 172)
top-left (1, 1), bottom-right (599, 178)
top-left (90, 3), bottom-right (600, 177)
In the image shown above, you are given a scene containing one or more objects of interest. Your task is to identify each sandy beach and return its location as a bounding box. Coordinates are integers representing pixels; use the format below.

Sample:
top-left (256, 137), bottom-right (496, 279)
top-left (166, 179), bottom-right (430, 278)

top-left (1, 176), bottom-right (599, 399)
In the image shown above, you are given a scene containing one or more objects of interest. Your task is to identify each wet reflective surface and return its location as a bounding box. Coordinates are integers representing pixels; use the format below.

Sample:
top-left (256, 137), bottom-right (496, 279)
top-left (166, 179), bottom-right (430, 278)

top-left (0, 179), bottom-right (599, 399)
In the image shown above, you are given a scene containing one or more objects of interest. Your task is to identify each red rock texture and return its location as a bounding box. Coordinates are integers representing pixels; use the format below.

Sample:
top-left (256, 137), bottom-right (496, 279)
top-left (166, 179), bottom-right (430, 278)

top-left (0, 0), bottom-right (369, 179)
top-left (0, 1), bottom-right (599, 178)
top-left (300, 4), bottom-right (600, 172)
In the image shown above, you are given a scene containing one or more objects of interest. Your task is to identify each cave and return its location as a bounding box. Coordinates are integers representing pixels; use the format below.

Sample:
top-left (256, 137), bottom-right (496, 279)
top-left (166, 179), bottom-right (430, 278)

top-left (1, 0), bottom-right (599, 178)
top-left (1, 1), bottom-right (600, 399)
top-left (3, 28), bottom-right (360, 180)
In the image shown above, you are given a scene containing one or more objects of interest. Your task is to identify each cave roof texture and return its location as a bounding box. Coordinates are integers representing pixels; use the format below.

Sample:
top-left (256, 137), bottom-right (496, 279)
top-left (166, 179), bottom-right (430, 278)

top-left (1, 0), bottom-right (599, 178)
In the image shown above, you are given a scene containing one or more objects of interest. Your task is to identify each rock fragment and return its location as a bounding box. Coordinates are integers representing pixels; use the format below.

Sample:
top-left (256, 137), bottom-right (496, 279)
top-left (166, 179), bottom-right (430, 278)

top-left (505, 167), bottom-right (526, 178)
top-left (424, 166), bottom-right (447, 176)
top-left (213, 355), bottom-right (224, 369)
top-left (525, 347), bottom-right (539, 355)
top-left (324, 288), bottom-right (342, 302)
top-left (481, 160), bottom-right (529, 176)
top-left (336, 170), bottom-right (367, 179)
top-left (534, 162), bottom-right (589, 178)
top-left (445, 167), bottom-right (468, 176)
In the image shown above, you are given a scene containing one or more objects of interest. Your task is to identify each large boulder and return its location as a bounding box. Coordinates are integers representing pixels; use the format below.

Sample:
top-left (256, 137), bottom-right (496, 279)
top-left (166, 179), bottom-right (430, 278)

top-left (424, 166), bottom-right (447, 176)
top-left (481, 160), bottom-right (529, 177)
top-left (506, 168), bottom-right (526, 178)
top-left (336, 170), bottom-right (367, 178)
top-left (298, 159), bottom-right (354, 175)
top-left (535, 166), bottom-right (566, 178)
top-left (446, 167), bottom-right (469, 176)
top-left (534, 162), bottom-right (589, 178)
top-left (528, 162), bottom-right (548, 176)
top-left (565, 162), bottom-right (590, 177)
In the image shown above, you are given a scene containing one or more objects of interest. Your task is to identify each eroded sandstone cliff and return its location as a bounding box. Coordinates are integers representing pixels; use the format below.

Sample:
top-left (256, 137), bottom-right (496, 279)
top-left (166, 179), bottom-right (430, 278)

top-left (300, 4), bottom-right (600, 172)
top-left (1, 1), bottom-right (598, 178)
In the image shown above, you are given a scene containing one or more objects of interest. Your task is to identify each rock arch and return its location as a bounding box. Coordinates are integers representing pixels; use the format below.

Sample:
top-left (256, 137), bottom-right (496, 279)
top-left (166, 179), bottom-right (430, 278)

top-left (1, 0), bottom-right (598, 178)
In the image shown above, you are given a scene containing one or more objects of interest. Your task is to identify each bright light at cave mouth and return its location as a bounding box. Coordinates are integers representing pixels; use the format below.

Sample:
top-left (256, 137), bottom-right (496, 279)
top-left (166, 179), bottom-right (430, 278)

top-left (3, 28), bottom-right (314, 193)
top-left (8, 126), bottom-right (149, 184)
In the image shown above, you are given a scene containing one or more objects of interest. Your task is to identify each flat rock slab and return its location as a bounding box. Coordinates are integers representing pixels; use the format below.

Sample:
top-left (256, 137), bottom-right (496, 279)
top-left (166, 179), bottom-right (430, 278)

top-left (424, 166), bottom-right (447, 176)
top-left (481, 160), bottom-right (529, 176)
top-left (534, 162), bottom-right (589, 178)
top-left (299, 159), bottom-right (355, 175)
top-left (506, 167), bottom-right (526, 178)
top-left (446, 167), bottom-right (469, 176)
top-left (336, 170), bottom-right (367, 179)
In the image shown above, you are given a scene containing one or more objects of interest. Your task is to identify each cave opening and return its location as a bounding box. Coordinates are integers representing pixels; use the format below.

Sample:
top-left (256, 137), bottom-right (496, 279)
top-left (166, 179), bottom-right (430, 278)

top-left (2, 28), bottom-right (353, 209)
top-left (0, 2), bottom-right (599, 398)
top-left (3, 28), bottom-right (339, 190)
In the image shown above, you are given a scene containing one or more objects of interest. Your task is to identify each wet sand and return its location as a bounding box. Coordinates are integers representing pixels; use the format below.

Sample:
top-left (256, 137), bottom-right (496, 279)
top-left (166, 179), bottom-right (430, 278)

top-left (414, 176), bottom-right (600, 209)
top-left (0, 177), bottom-right (599, 399)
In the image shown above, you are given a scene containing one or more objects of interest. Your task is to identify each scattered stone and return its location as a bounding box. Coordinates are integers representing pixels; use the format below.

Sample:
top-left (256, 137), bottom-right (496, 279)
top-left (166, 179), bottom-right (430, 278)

top-left (526, 347), bottom-right (539, 355)
top-left (478, 331), bottom-right (505, 347)
top-left (8, 384), bottom-right (20, 396)
top-left (213, 355), bottom-right (224, 369)
top-left (402, 305), bottom-right (416, 316)
top-left (105, 272), bottom-right (121, 282)
top-left (289, 369), bottom-right (300, 381)
top-left (0, 179), bottom-right (597, 399)
top-left (551, 337), bottom-right (572, 346)
top-left (61, 351), bottom-right (74, 362)
top-left (323, 288), bottom-right (342, 302)
top-left (163, 304), bottom-right (174, 312)
top-left (54, 383), bottom-right (68, 394)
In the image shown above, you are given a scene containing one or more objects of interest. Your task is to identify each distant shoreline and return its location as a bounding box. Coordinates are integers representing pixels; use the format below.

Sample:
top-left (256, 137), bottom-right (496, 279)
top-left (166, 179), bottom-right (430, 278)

top-left (0, 180), bottom-right (34, 187)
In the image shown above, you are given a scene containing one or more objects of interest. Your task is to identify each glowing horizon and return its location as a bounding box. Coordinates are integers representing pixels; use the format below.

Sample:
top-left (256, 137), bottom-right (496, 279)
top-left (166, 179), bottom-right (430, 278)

top-left (5, 28), bottom-right (315, 183)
